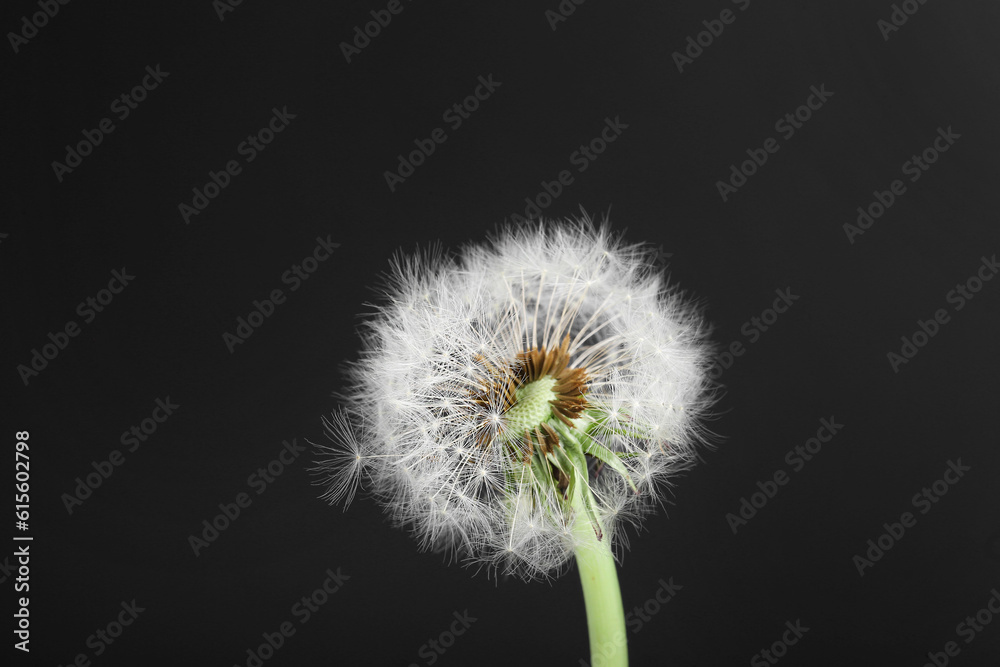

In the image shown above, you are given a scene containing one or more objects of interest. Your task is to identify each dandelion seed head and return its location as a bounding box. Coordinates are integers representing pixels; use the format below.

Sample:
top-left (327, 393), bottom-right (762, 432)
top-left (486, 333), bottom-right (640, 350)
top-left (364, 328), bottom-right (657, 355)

top-left (314, 215), bottom-right (717, 580)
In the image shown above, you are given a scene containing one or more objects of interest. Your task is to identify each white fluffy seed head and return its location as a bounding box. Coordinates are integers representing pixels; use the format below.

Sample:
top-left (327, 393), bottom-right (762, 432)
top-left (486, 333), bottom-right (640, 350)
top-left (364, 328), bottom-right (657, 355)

top-left (313, 215), bottom-right (718, 581)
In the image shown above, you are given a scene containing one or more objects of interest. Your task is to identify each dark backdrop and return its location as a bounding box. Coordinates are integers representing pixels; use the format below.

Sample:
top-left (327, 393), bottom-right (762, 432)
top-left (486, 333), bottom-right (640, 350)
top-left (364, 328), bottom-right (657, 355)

top-left (3, 1), bottom-right (999, 665)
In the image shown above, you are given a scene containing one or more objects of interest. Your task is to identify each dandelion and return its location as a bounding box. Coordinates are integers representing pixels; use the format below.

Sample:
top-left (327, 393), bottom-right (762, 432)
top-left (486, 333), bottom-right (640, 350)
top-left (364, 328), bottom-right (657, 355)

top-left (313, 215), bottom-right (717, 666)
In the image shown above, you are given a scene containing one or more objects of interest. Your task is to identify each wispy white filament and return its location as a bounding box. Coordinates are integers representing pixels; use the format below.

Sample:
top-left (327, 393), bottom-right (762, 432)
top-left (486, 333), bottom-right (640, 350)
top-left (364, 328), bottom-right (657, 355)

top-left (314, 216), bottom-right (717, 580)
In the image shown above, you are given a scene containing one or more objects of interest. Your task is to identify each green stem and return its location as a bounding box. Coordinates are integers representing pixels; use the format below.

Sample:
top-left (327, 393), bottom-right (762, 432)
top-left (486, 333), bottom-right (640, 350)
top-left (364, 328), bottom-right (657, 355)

top-left (572, 479), bottom-right (628, 667)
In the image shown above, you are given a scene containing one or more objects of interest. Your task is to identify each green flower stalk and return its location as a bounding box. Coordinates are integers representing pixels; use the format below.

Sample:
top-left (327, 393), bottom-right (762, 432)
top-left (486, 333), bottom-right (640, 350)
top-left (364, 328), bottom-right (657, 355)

top-left (314, 217), bottom-right (715, 665)
top-left (573, 479), bottom-right (628, 667)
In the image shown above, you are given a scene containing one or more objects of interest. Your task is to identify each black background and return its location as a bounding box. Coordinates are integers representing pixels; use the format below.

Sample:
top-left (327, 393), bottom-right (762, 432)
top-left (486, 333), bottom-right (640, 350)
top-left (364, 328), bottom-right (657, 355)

top-left (3, 1), bottom-right (1000, 665)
